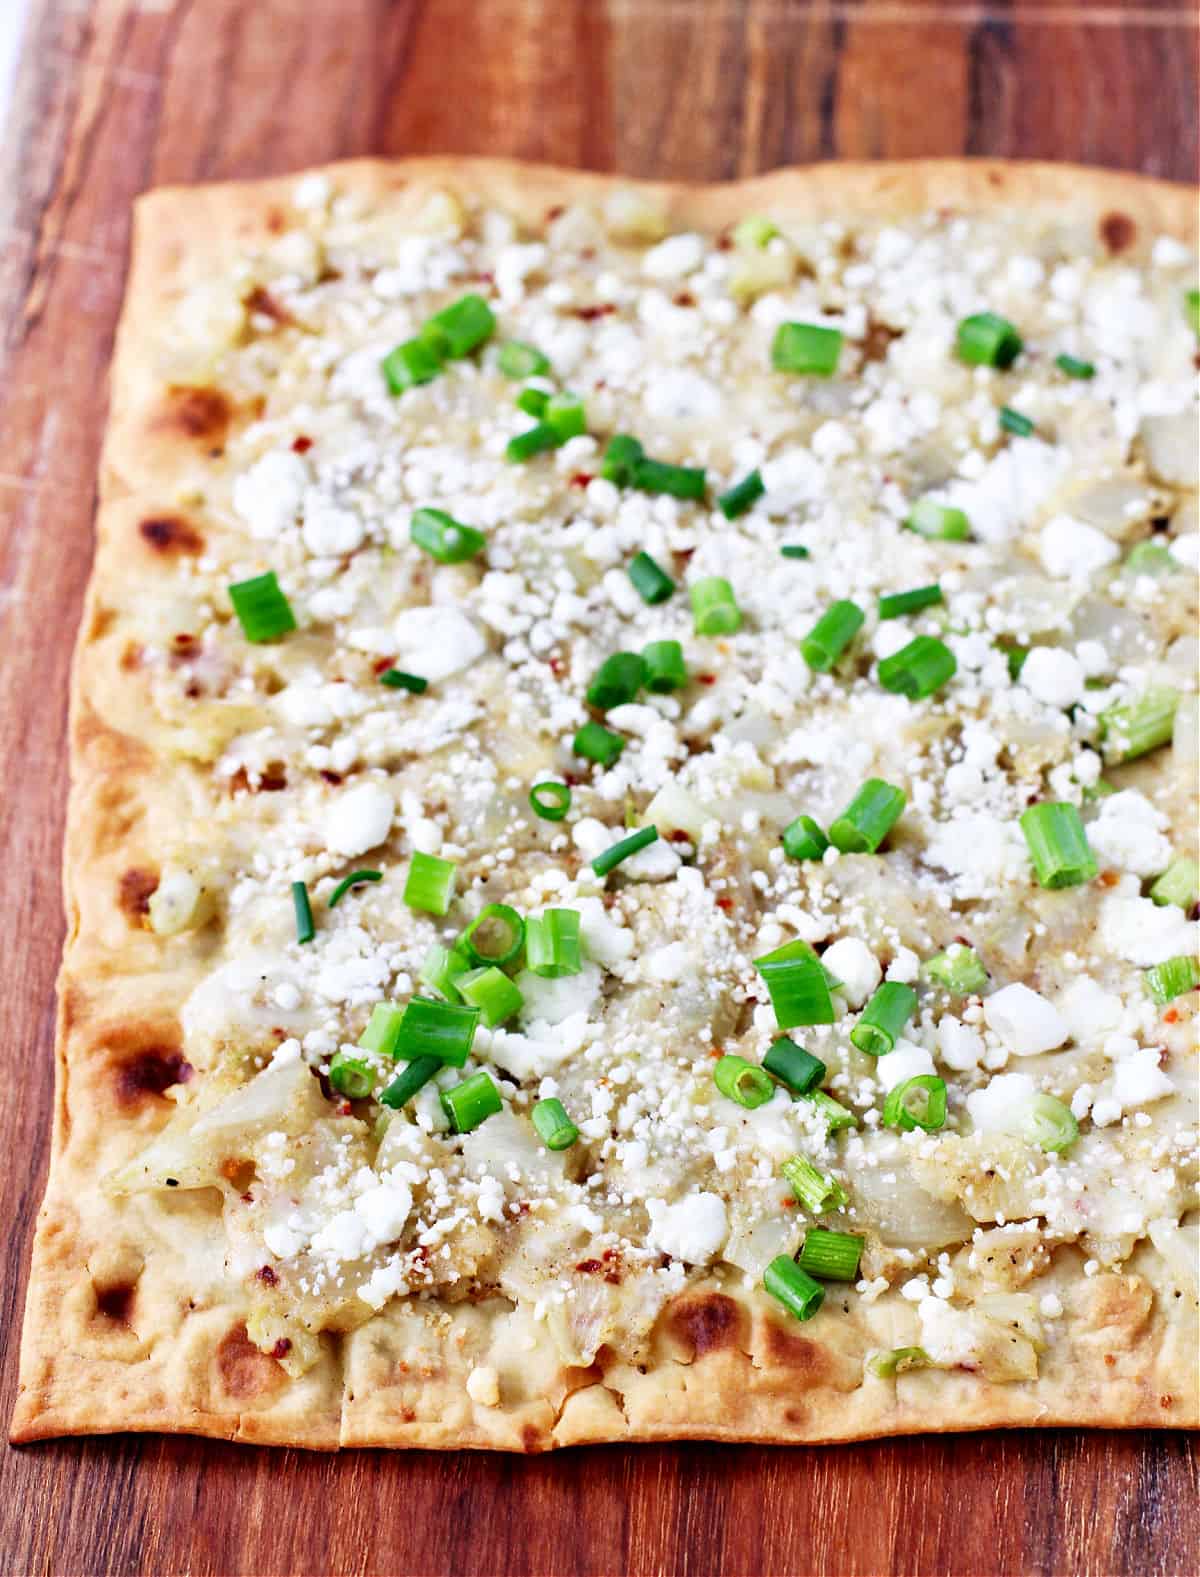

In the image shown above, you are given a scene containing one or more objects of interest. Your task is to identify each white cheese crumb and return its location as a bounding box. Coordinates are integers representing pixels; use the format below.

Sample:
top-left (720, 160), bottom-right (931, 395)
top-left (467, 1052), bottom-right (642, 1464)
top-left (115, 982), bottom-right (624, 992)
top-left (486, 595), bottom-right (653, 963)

top-left (1088, 790), bottom-right (1173, 878)
top-left (983, 983), bottom-right (1069, 1056)
top-left (1020, 647), bottom-right (1085, 709)
top-left (823, 937), bottom-right (881, 1008)
top-left (645, 1193), bottom-right (729, 1265)
top-left (1039, 516), bottom-right (1120, 579)
top-left (466, 1365), bottom-right (501, 1407)
top-left (324, 781), bottom-right (394, 857)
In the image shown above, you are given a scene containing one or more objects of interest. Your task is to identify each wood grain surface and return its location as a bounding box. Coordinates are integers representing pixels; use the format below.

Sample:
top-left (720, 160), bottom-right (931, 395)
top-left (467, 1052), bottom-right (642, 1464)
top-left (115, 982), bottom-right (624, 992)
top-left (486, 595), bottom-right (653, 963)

top-left (1, 2), bottom-right (1197, 1574)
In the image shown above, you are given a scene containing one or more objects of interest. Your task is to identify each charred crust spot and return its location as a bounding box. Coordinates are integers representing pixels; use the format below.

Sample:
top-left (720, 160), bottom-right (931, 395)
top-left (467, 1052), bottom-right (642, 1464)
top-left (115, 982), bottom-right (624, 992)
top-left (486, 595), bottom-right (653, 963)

top-left (115, 1047), bottom-right (193, 1108)
top-left (159, 385), bottom-right (232, 444)
top-left (216, 1323), bottom-right (286, 1400)
top-left (118, 866), bottom-right (158, 918)
top-left (572, 303), bottom-right (616, 321)
top-left (861, 316), bottom-right (902, 363)
top-left (668, 1292), bottom-right (746, 1357)
top-left (521, 1423), bottom-right (547, 1453)
top-left (1099, 212), bottom-right (1136, 254)
top-left (265, 208), bottom-right (286, 234)
top-left (119, 642), bottom-right (144, 672)
top-left (256, 1264), bottom-right (278, 1287)
top-left (139, 514), bottom-right (205, 555)
top-left (94, 1282), bottom-right (136, 1323)
top-left (271, 1338), bottom-right (292, 1359)
top-left (762, 1321), bottom-right (829, 1377)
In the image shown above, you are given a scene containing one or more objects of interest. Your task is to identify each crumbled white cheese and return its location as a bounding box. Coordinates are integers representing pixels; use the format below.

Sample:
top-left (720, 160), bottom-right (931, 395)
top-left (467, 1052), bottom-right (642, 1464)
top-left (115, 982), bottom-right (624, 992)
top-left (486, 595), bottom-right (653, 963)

top-left (983, 984), bottom-right (1069, 1057)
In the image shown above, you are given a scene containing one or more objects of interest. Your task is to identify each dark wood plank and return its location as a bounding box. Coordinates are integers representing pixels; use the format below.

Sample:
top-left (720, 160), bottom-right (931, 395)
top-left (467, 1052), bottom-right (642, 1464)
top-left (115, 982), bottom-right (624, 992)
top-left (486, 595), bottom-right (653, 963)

top-left (0, 4), bottom-right (1196, 1575)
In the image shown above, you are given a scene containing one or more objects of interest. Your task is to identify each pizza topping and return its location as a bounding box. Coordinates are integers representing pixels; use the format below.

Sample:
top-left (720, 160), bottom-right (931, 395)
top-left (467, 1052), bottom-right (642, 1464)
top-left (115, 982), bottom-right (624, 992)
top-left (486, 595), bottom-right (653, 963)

top-left (110, 180), bottom-right (1197, 1388)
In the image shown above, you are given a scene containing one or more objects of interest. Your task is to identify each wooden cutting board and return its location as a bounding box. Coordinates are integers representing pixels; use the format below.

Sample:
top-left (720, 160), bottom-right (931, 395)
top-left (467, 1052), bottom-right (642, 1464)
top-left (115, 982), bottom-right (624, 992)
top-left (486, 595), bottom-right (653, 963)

top-left (1, 3), bottom-right (1196, 1573)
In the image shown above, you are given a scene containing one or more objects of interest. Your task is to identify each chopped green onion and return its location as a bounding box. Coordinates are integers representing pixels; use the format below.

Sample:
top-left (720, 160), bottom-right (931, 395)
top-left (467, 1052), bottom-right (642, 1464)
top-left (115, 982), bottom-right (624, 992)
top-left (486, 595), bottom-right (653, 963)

top-left (327, 869), bottom-right (382, 908)
top-left (1005, 644), bottom-right (1030, 682)
top-left (505, 422), bottom-right (560, 463)
top-left (956, 311), bottom-right (1022, 368)
top-left (904, 497), bottom-right (970, 541)
top-left (1055, 353), bottom-right (1095, 380)
top-left (1123, 541), bottom-right (1175, 577)
top-left (422, 293), bottom-right (495, 358)
top-left (381, 338), bottom-right (442, 392)
top-left (600, 434), bottom-right (645, 486)
top-left (1185, 289), bottom-right (1199, 336)
top-left (379, 1054), bottom-right (442, 1110)
top-left (999, 406), bottom-right (1035, 438)
top-left (877, 635), bottom-right (957, 699)
top-left (797, 1228), bottom-right (863, 1282)
top-left (782, 815), bottom-right (829, 862)
top-left (419, 942), bottom-right (472, 1003)
top-left (525, 909), bottom-right (582, 978)
top-left (632, 457), bottom-right (707, 499)
top-left (879, 584), bottom-right (943, 621)
top-left (395, 996), bottom-right (480, 1067)
top-left (1099, 687), bottom-right (1179, 763)
top-left (882, 1074), bottom-right (947, 1133)
top-left (292, 880), bottom-right (315, 944)
top-left (516, 385), bottom-right (549, 418)
top-left (587, 652), bottom-right (647, 710)
top-left (592, 826), bottom-right (659, 879)
top-left (803, 1089), bottom-right (858, 1134)
top-left (781, 1155), bottom-right (846, 1211)
top-left (780, 543), bottom-right (810, 560)
top-left (529, 781), bottom-right (572, 821)
top-left (850, 982), bottom-right (917, 1057)
top-left (329, 1051), bottom-right (374, 1100)
top-left (358, 1002), bottom-right (405, 1058)
top-left (410, 507), bottom-right (486, 563)
top-left (772, 321), bottom-right (842, 377)
top-left (800, 600), bottom-right (864, 672)
top-left (1022, 1093), bottom-right (1079, 1154)
top-left (642, 639), bottom-right (687, 693)
top-left (544, 391), bottom-right (587, 441)
top-left (733, 214), bottom-right (778, 249)
top-left (713, 1054), bottom-right (776, 1109)
top-left (690, 577), bottom-right (741, 636)
top-left (380, 669), bottom-right (428, 693)
top-left (498, 340), bottom-right (550, 379)
top-left (1150, 857), bottom-right (1199, 910)
top-left (441, 1070), bottom-right (502, 1133)
top-left (459, 903), bottom-right (525, 968)
top-left (627, 551), bottom-right (676, 605)
top-left (923, 945), bottom-right (988, 996)
top-left (755, 939), bottom-right (836, 1029)
top-left (457, 966), bottom-right (523, 1027)
top-left (573, 720), bottom-right (626, 767)
top-left (1145, 955), bottom-right (1200, 1006)
top-left (763, 1256), bottom-right (825, 1322)
top-left (829, 779), bottom-right (906, 854)
top-left (764, 1039), bottom-right (826, 1096)
top-left (403, 851), bottom-right (458, 915)
top-left (229, 572), bottom-right (296, 643)
top-left (867, 1347), bottom-right (930, 1379)
top-left (1020, 802), bottom-right (1097, 889)
top-left (717, 470), bottom-right (765, 519)
top-left (531, 1097), bottom-right (579, 1151)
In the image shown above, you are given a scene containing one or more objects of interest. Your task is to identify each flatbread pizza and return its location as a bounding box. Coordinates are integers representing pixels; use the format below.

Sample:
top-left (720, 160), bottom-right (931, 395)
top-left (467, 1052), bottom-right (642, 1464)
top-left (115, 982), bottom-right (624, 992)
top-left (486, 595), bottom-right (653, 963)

top-left (12, 160), bottom-right (1198, 1449)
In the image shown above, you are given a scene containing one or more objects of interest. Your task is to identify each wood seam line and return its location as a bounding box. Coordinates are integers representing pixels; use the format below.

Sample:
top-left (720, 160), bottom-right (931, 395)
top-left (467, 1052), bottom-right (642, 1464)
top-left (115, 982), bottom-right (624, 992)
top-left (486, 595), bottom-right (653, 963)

top-left (599, 3), bottom-right (1199, 22)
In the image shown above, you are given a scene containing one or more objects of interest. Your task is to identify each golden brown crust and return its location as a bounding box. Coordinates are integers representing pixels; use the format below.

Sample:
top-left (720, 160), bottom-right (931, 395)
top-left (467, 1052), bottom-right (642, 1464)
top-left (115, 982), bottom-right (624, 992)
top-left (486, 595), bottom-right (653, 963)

top-left (13, 158), bottom-right (1198, 1449)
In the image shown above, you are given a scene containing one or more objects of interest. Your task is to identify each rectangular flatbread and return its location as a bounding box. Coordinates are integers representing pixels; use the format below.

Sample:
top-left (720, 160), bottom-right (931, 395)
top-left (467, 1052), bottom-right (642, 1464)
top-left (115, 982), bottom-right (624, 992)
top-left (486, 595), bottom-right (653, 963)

top-left (12, 159), bottom-right (1198, 1450)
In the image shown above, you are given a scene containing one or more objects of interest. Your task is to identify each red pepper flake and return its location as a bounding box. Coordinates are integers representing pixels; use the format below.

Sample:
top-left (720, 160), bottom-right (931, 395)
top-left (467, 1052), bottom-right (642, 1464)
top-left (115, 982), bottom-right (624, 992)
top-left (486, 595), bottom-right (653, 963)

top-left (546, 205), bottom-right (565, 222)
top-left (667, 829), bottom-right (691, 843)
top-left (715, 896), bottom-right (733, 911)
top-left (1099, 870), bottom-right (1121, 888)
top-left (548, 656), bottom-right (566, 676)
top-left (1163, 1008), bottom-right (1180, 1024)
top-left (256, 1265), bottom-right (278, 1286)
top-left (320, 770), bottom-right (343, 786)
top-left (781, 1196), bottom-right (797, 1208)
top-left (569, 472), bottom-right (594, 488)
top-left (372, 655), bottom-right (396, 673)
top-left (291, 435), bottom-right (313, 454)
top-left (716, 233), bottom-right (734, 251)
top-left (697, 673), bottom-right (717, 686)
top-left (673, 291), bottom-right (696, 307)
top-left (271, 1338), bottom-right (292, 1359)
top-left (572, 303), bottom-right (617, 321)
